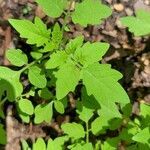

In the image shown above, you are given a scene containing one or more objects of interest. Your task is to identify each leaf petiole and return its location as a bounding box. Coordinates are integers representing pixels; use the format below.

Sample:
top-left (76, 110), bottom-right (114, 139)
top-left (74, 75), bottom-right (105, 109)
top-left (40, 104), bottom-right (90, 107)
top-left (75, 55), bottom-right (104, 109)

top-left (86, 121), bottom-right (89, 143)
top-left (18, 53), bottom-right (50, 74)
top-left (0, 97), bottom-right (7, 106)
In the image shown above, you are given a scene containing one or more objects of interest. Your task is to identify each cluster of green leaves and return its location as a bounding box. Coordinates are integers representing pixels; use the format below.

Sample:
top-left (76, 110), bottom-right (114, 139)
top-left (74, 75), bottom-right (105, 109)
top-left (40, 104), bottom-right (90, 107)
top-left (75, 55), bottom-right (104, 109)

top-left (20, 102), bottom-right (150, 150)
top-left (21, 136), bottom-right (69, 150)
top-left (120, 10), bottom-right (150, 149)
top-left (97, 102), bottom-right (150, 150)
top-left (36, 0), bottom-right (112, 27)
top-left (0, 0), bottom-right (150, 149)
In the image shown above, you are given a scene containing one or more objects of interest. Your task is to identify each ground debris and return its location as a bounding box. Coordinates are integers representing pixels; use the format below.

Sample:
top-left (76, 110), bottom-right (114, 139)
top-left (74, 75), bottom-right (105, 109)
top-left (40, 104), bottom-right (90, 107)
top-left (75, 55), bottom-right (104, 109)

top-left (132, 52), bottom-right (150, 88)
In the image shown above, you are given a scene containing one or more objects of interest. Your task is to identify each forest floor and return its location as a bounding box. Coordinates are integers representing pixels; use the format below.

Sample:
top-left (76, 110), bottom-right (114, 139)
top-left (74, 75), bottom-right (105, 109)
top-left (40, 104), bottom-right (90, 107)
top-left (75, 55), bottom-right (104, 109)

top-left (0, 0), bottom-right (150, 149)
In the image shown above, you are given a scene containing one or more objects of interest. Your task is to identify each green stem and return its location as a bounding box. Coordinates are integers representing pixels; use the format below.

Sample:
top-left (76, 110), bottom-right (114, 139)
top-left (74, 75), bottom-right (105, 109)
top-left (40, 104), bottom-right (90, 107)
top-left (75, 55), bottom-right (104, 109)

top-left (86, 122), bottom-right (89, 143)
top-left (19, 60), bottom-right (36, 73)
top-left (0, 97), bottom-right (7, 106)
top-left (18, 53), bottom-right (50, 74)
top-left (69, 54), bottom-right (83, 69)
top-left (62, 0), bottom-right (74, 33)
top-left (61, 0), bottom-right (84, 70)
top-left (18, 1), bottom-right (79, 74)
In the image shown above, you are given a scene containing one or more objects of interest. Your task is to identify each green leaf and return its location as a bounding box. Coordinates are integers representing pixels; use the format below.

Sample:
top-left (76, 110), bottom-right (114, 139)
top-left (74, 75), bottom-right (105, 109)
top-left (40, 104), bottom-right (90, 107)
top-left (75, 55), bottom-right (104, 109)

top-left (140, 103), bottom-right (150, 128)
top-left (109, 118), bottom-right (122, 131)
top-left (9, 17), bottom-right (50, 47)
top-left (76, 101), bottom-right (93, 123)
top-left (33, 138), bottom-right (46, 150)
top-left (21, 140), bottom-right (30, 150)
top-left (120, 10), bottom-right (150, 36)
top-left (78, 107), bottom-right (93, 123)
top-left (71, 143), bottom-right (93, 150)
top-left (98, 103), bottom-right (121, 119)
top-left (66, 36), bottom-right (84, 54)
top-left (47, 136), bottom-right (69, 150)
top-left (18, 98), bottom-right (34, 115)
top-left (101, 137), bottom-right (120, 150)
top-left (19, 112), bottom-right (30, 123)
top-left (36, 0), bottom-right (67, 18)
top-left (82, 63), bottom-right (129, 106)
top-left (54, 136), bottom-right (69, 145)
top-left (38, 88), bottom-right (53, 100)
top-left (40, 42), bottom-right (55, 53)
top-left (126, 145), bottom-right (137, 150)
top-left (0, 104), bottom-right (5, 118)
top-left (127, 144), bottom-right (150, 150)
top-left (91, 116), bottom-right (106, 135)
top-left (70, 144), bottom-right (83, 150)
top-left (132, 127), bottom-right (150, 145)
top-left (0, 79), bottom-right (14, 101)
top-left (74, 42), bottom-right (109, 67)
top-left (0, 124), bottom-right (6, 145)
top-left (119, 122), bottom-right (139, 143)
top-left (6, 49), bottom-right (28, 67)
top-left (46, 70), bottom-right (56, 87)
top-left (64, 25), bottom-right (70, 32)
top-left (137, 144), bottom-right (150, 150)
top-left (55, 62), bottom-right (80, 100)
top-left (34, 102), bottom-right (53, 124)
top-left (81, 87), bottom-right (100, 110)
top-left (0, 67), bottom-right (23, 101)
top-left (47, 139), bottom-right (61, 150)
top-left (140, 103), bottom-right (150, 118)
top-left (17, 103), bottom-right (30, 123)
top-left (122, 103), bottom-right (132, 117)
top-left (81, 143), bottom-right (93, 150)
top-left (31, 51), bottom-right (43, 59)
top-left (45, 51), bottom-right (68, 69)
top-left (51, 23), bottom-right (63, 49)
top-left (72, 0), bottom-right (112, 27)
top-left (91, 103), bottom-right (121, 135)
top-left (61, 122), bottom-right (85, 140)
top-left (54, 100), bottom-right (65, 114)
top-left (28, 65), bottom-right (47, 88)
top-left (60, 97), bottom-right (68, 109)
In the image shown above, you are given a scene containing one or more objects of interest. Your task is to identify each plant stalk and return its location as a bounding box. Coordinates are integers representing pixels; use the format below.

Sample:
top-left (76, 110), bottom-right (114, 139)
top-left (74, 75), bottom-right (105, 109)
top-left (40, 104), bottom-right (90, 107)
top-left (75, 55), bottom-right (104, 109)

top-left (0, 97), bottom-right (7, 106)
top-left (18, 53), bottom-right (50, 74)
top-left (62, 0), bottom-right (74, 32)
top-left (86, 122), bottom-right (89, 143)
